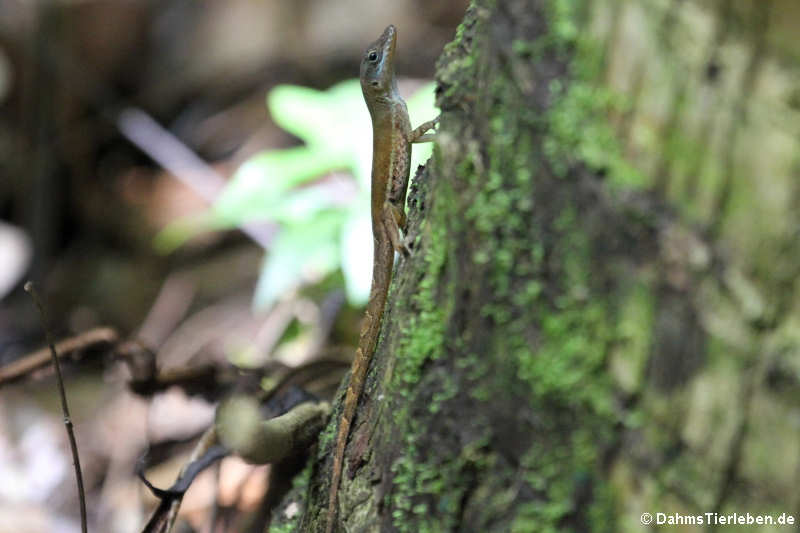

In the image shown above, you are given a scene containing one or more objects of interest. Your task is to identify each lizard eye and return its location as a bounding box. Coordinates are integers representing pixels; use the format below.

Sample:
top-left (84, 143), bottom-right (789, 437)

top-left (368, 51), bottom-right (378, 62)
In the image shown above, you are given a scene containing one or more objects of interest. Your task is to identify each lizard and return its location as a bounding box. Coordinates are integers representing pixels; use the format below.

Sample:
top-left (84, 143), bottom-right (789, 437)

top-left (326, 24), bottom-right (437, 533)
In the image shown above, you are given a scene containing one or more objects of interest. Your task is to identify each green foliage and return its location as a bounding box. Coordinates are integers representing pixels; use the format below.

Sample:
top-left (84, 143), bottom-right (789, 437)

top-left (156, 80), bottom-right (438, 309)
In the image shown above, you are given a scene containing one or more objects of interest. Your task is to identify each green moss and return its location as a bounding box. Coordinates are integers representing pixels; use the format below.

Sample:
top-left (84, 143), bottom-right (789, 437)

top-left (511, 424), bottom-right (617, 533)
top-left (393, 213), bottom-right (449, 394)
top-left (536, 0), bottom-right (647, 189)
top-left (545, 80), bottom-right (644, 187)
top-left (518, 303), bottom-right (613, 412)
top-left (391, 425), bottom-right (493, 533)
top-left (502, 209), bottom-right (619, 533)
top-left (503, 3), bottom-right (630, 530)
top-left (549, 0), bottom-right (579, 44)
top-left (467, 116), bottom-right (541, 324)
top-left (429, 374), bottom-right (459, 414)
top-left (439, 18), bottom-right (479, 102)
top-left (269, 460), bottom-right (313, 533)
top-left (610, 283), bottom-right (655, 394)
top-left (388, 177), bottom-right (460, 532)
top-left (586, 482), bottom-right (617, 533)
top-left (317, 407), bottom-right (338, 450)
top-left (378, 122), bottom-right (463, 530)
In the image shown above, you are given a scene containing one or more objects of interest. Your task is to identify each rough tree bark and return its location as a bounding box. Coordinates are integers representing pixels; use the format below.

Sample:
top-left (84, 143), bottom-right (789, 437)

top-left (275, 0), bottom-right (787, 532)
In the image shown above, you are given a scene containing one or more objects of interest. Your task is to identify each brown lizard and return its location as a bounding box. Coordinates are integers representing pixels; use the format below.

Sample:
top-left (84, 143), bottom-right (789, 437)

top-left (326, 25), bottom-right (437, 533)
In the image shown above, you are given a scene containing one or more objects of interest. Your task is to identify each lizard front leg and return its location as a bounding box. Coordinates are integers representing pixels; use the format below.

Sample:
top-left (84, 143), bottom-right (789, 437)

top-left (409, 116), bottom-right (439, 144)
top-left (382, 202), bottom-right (409, 256)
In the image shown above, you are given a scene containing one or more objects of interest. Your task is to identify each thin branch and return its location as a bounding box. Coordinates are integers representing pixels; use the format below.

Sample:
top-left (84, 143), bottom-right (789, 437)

top-left (0, 326), bottom-right (118, 386)
top-left (24, 281), bottom-right (88, 533)
top-left (140, 426), bottom-right (220, 533)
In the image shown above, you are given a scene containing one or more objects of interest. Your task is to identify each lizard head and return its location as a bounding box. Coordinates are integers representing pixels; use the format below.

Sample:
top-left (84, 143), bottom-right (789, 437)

top-left (360, 25), bottom-right (398, 102)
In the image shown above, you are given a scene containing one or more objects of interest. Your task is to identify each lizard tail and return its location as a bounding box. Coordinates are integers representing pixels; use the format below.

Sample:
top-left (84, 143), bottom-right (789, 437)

top-left (326, 413), bottom-right (350, 533)
top-left (326, 238), bottom-right (393, 533)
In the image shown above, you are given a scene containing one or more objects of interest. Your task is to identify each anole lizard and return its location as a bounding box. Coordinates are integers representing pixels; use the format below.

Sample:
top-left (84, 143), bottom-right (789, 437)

top-left (326, 25), bottom-right (437, 533)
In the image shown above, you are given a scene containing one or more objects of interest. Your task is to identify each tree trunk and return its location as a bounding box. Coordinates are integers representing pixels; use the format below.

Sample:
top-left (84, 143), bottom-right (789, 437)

top-left (279, 0), bottom-right (798, 532)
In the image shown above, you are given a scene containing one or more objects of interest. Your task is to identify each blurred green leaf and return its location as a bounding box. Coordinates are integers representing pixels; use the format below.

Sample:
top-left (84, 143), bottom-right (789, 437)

top-left (214, 147), bottom-right (345, 225)
top-left (268, 82), bottom-right (370, 159)
top-left (406, 83), bottom-right (438, 170)
top-left (254, 210), bottom-right (345, 309)
top-left (341, 208), bottom-right (373, 303)
top-left (209, 82), bottom-right (372, 229)
top-left (153, 212), bottom-right (218, 254)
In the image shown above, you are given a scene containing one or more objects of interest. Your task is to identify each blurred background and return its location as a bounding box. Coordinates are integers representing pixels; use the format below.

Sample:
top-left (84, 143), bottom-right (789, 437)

top-left (1, 0), bottom-right (799, 531)
top-left (0, 1), bottom-right (464, 531)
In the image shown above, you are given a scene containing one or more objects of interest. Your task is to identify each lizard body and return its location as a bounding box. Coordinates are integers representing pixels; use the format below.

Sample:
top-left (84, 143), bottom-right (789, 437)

top-left (326, 25), bottom-right (437, 533)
